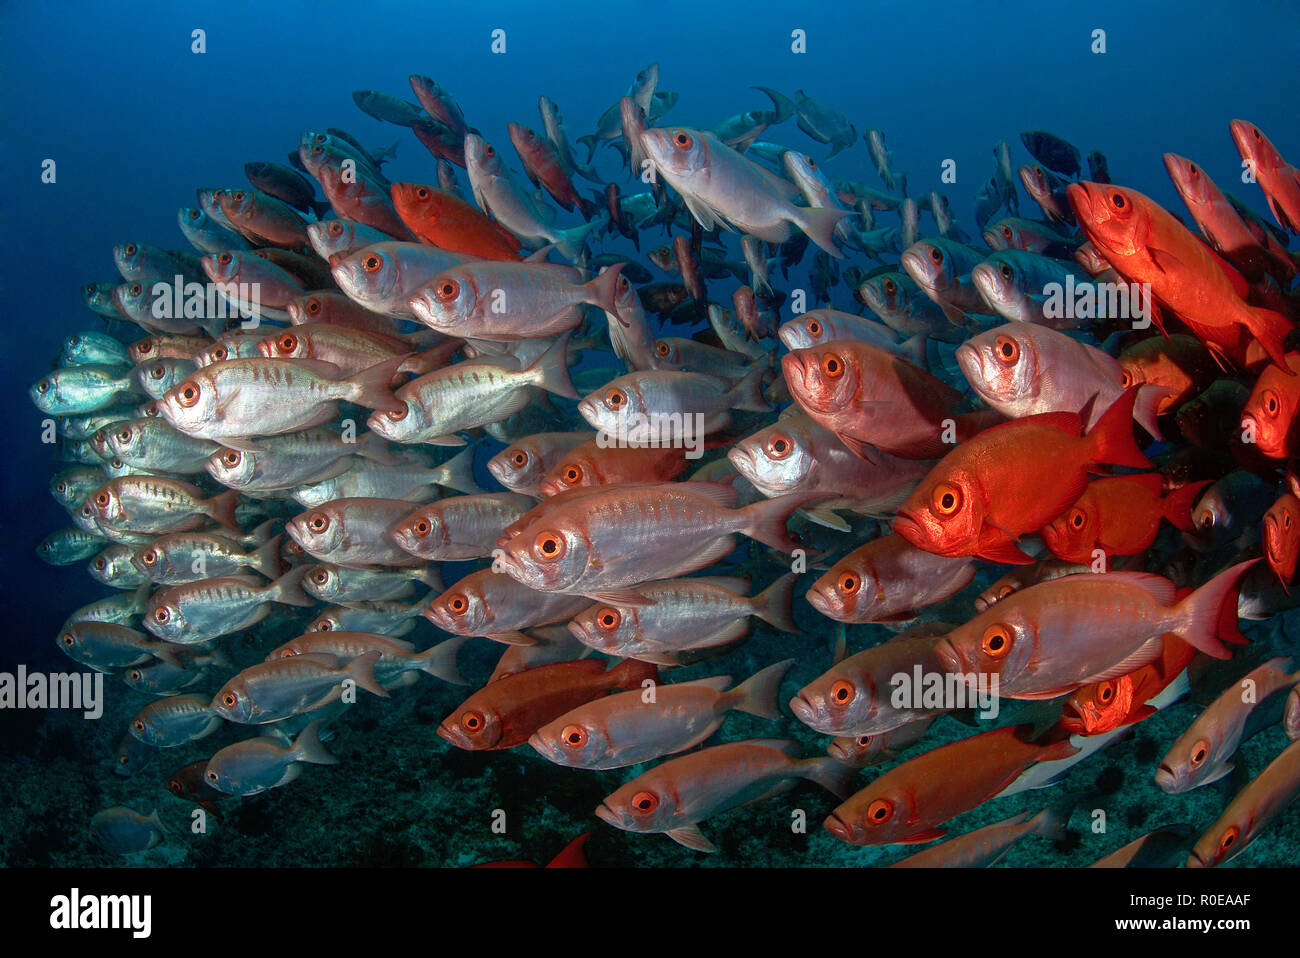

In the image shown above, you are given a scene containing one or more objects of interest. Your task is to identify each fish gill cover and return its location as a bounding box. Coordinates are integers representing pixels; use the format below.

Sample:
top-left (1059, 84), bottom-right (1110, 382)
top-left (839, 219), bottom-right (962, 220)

top-left (0, 0), bottom-right (1298, 872)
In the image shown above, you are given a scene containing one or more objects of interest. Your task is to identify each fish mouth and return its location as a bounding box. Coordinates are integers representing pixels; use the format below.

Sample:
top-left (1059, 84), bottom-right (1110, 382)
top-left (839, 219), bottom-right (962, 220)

top-left (823, 813), bottom-right (856, 844)
top-left (594, 802), bottom-right (622, 829)
top-left (1064, 182), bottom-right (1094, 222)
top-left (437, 721), bottom-right (470, 749)
top-left (526, 732), bottom-right (558, 762)
top-left (930, 637), bottom-right (965, 676)
top-left (789, 694), bottom-right (817, 726)
top-left (890, 511), bottom-right (926, 546)
top-left (804, 587), bottom-right (836, 619)
top-left (1185, 848), bottom-right (1207, 868)
top-left (953, 343), bottom-right (986, 389)
top-left (1153, 764), bottom-right (1180, 792)
top-left (726, 446), bottom-right (759, 481)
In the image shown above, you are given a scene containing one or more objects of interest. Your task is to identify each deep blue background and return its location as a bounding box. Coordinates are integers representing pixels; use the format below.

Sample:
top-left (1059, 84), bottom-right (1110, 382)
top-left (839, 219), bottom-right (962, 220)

top-left (1, 0), bottom-right (1297, 667)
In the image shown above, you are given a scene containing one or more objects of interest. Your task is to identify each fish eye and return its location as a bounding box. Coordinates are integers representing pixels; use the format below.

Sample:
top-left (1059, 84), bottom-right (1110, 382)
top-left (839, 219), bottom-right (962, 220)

top-left (1000, 264), bottom-right (1014, 281)
top-left (563, 465), bottom-right (583, 484)
top-left (1190, 740), bottom-right (1210, 767)
top-left (93, 557), bottom-right (106, 571)
top-left (132, 719), bottom-right (145, 733)
top-left (233, 191), bottom-right (246, 202)
top-left (462, 710), bottom-right (485, 731)
top-left (95, 492), bottom-right (110, 508)
top-left (807, 320), bottom-right (822, 336)
top-left (124, 243), bottom-right (138, 256)
top-left (1263, 390), bottom-right (1279, 416)
top-left (416, 187), bottom-right (429, 199)
top-left (188, 209), bottom-right (200, 220)
top-left (484, 144), bottom-right (496, 157)
top-left (130, 283), bottom-right (143, 296)
top-left (62, 632), bottom-right (76, 647)
top-left (222, 450), bottom-right (241, 467)
top-left (217, 253), bottom-right (233, 267)
top-left (311, 145), bottom-right (325, 156)
top-left (211, 346), bottom-right (227, 360)
top-left (631, 790), bottom-right (660, 813)
top-left (55, 481), bottom-right (67, 494)
top-left (1189, 163), bottom-right (1199, 177)
top-left (867, 798), bottom-right (894, 823)
top-left (149, 365), bottom-right (166, 380)
top-left (928, 246), bottom-right (944, 264)
top-left (37, 380), bottom-right (50, 393)
top-left (511, 451), bottom-right (528, 467)
top-left (316, 619), bottom-right (334, 631)
top-left (837, 572), bottom-right (859, 595)
top-left (142, 550), bottom-right (157, 565)
top-left (1218, 825), bottom-right (1241, 853)
top-left (596, 608), bottom-right (621, 630)
top-left (435, 279), bottom-right (459, 300)
top-left (1098, 682), bottom-right (1115, 704)
top-left (993, 335), bottom-right (1019, 364)
top-left (307, 513), bottom-right (330, 533)
top-left (278, 334), bottom-right (298, 353)
top-left (830, 679), bottom-right (855, 704)
top-left (821, 354), bottom-right (845, 378)
top-left (930, 482), bottom-right (962, 517)
top-left (326, 222), bottom-right (343, 237)
top-left (1111, 193), bottom-right (1126, 209)
top-left (883, 279), bottom-right (896, 294)
top-left (980, 624), bottom-right (1013, 658)
top-left (137, 341), bottom-right (153, 354)
top-left (1119, 369), bottom-right (1133, 388)
top-left (561, 725), bottom-right (588, 748)
top-left (311, 569), bottom-right (330, 585)
top-left (362, 255), bottom-right (382, 273)
top-left (222, 692), bottom-right (238, 708)
top-left (655, 342), bottom-right (671, 357)
top-left (177, 383), bottom-right (201, 408)
top-left (129, 669), bottom-right (142, 683)
top-left (447, 594), bottom-right (468, 614)
top-left (533, 531), bottom-right (566, 561)
top-left (806, 156), bottom-right (816, 169)
top-left (856, 735), bottom-right (872, 747)
top-left (672, 131), bottom-right (694, 150)
top-left (1001, 225), bottom-right (1013, 239)
top-left (766, 433), bottom-right (793, 459)
top-left (1286, 514), bottom-right (1292, 529)
top-left (1070, 510), bottom-right (1085, 529)
top-left (386, 404), bottom-right (409, 422)
top-left (307, 298), bottom-right (322, 314)
top-left (605, 388), bottom-right (627, 409)
top-left (117, 428), bottom-right (132, 442)
top-left (154, 607), bottom-right (170, 623)
top-left (413, 518), bottom-right (432, 536)
top-left (168, 779), bottom-right (184, 795)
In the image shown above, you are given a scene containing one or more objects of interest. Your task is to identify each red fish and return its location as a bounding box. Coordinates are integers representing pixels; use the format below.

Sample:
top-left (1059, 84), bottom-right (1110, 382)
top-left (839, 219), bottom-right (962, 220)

top-left (472, 832), bottom-right (592, 868)
top-left (893, 388), bottom-right (1151, 564)
top-left (1067, 182), bottom-right (1293, 373)
top-left (508, 123), bottom-right (594, 218)
top-left (538, 440), bottom-right (691, 496)
top-left (1060, 634), bottom-right (1197, 735)
top-left (438, 659), bottom-right (657, 751)
top-left (1239, 353), bottom-right (1300, 458)
top-left (1040, 474), bottom-right (1210, 563)
top-left (824, 725), bottom-right (1078, 845)
top-left (1263, 492), bottom-right (1300, 588)
top-left (1230, 119), bottom-right (1300, 234)
top-left (391, 182), bottom-right (523, 261)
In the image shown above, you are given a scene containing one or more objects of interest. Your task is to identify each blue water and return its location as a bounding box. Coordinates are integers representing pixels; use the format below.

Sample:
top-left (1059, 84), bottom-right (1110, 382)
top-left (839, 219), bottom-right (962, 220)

top-left (1, 0), bottom-right (1297, 867)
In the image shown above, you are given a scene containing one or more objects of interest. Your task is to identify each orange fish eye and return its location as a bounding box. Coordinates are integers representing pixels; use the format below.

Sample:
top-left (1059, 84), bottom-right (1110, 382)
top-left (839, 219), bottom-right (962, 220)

top-left (485, 144), bottom-right (496, 157)
top-left (461, 710), bottom-right (485, 731)
top-left (928, 246), bottom-right (944, 264)
top-left (533, 531), bottom-right (566, 562)
top-left (154, 607), bottom-right (170, 623)
top-left (217, 253), bottom-right (232, 267)
top-left (307, 298), bottom-right (322, 314)
top-left (326, 222), bottom-right (343, 237)
top-left (563, 465), bottom-right (583, 484)
top-left (95, 492), bottom-right (110, 508)
top-left (129, 669), bottom-right (142, 683)
top-left (821, 353), bottom-right (845, 378)
top-left (560, 725), bottom-right (588, 748)
top-left (1119, 369), bottom-right (1133, 388)
top-left (631, 790), bottom-right (660, 813)
top-left (1097, 682), bottom-right (1115, 704)
top-left (416, 187), bottom-right (429, 199)
top-left (856, 735), bottom-right (872, 747)
top-left (138, 341), bottom-right (153, 354)
top-left (222, 450), bottom-right (240, 466)
top-left (204, 768), bottom-right (219, 782)
top-left (596, 608), bottom-right (621, 631)
top-left (387, 404), bottom-right (409, 421)
top-left (930, 482), bottom-right (962, 517)
top-left (213, 346), bottom-right (228, 360)
top-left (672, 131), bottom-right (693, 150)
top-left (307, 513), bottom-right (330, 533)
top-left (142, 550), bottom-right (157, 565)
top-left (1190, 740), bottom-right (1210, 767)
top-left (807, 320), bottom-right (822, 336)
top-left (93, 557), bottom-right (106, 570)
top-left (124, 243), bottom-right (138, 256)
top-left (130, 283), bottom-right (143, 296)
top-left (312, 569), bottom-right (330, 585)
top-left (414, 518), bottom-right (431, 536)
top-left (1001, 225), bottom-right (1013, 240)
top-left (37, 380), bottom-right (50, 393)
top-left (279, 334), bottom-right (298, 352)
top-left (806, 156), bottom-right (817, 169)
top-left (655, 342), bottom-right (670, 357)
top-left (168, 779), bottom-right (184, 794)
top-left (117, 428), bottom-right (132, 442)
top-left (222, 692), bottom-right (238, 709)
top-left (980, 624), bottom-right (1013, 658)
top-left (149, 365), bottom-right (166, 380)
top-left (447, 594), bottom-right (469, 614)
top-left (233, 191), bottom-right (246, 202)
top-left (362, 255), bottom-right (382, 273)
top-left (830, 679), bottom-right (855, 704)
top-left (511, 451), bottom-right (528, 467)
top-left (1218, 825), bottom-right (1241, 853)
top-left (317, 619), bottom-right (334, 631)
top-left (605, 388), bottom-right (626, 409)
top-left (132, 719), bottom-right (145, 733)
top-left (62, 632), bottom-right (76, 647)
top-left (435, 279), bottom-right (459, 300)
top-left (993, 335), bottom-right (1019, 364)
top-left (766, 433), bottom-right (793, 459)
top-left (1070, 509), bottom-right (1085, 530)
top-left (867, 798), bottom-right (894, 823)
top-left (837, 572), bottom-right (859, 595)
top-left (1263, 390), bottom-right (1279, 416)
top-left (177, 383), bottom-right (201, 408)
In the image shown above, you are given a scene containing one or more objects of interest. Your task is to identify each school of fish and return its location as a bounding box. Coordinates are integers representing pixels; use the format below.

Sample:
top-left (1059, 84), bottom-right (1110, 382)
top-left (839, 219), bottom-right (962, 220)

top-left (35, 63), bottom-right (1300, 866)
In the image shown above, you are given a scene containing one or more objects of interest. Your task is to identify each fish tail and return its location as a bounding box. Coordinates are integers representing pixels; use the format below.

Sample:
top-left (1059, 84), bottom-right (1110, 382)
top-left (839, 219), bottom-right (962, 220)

top-left (728, 364), bottom-right (772, 413)
top-left (610, 658), bottom-right (658, 690)
top-left (344, 353), bottom-right (409, 414)
top-left (1132, 385), bottom-right (1178, 440)
top-left (587, 261), bottom-right (626, 316)
top-left (522, 331), bottom-right (578, 400)
top-left (796, 206), bottom-right (849, 259)
top-left (752, 572), bottom-right (801, 634)
top-left (242, 518), bottom-right (277, 545)
top-left (434, 446), bottom-right (483, 494)
top-left (727, 658), bottom-right (795, 720)
top-left (347, 650), bottom-right (390, 698)
top-left (416, 635), bottom-right (469, 685)
top-left (1244, 306), bottom-right (1295, 374)
top-left (738, 491), bottom-right (832, 553)
top-left (1085, 387), bottom-right (1151, 469)
top-left (1030, 792), bottom-right (1086, 842)
top-left (798, 756), bottom-right (856, 800)
top-left (205, 488), bottom-right (242, 533)
top-left (1173, 559), bottom-right (1257, 658)
top-left (252, 533), bottom-right (285, 578)
top-left (415, 564), bottom-right (444, 592)
top-left (268, 564), bottom-right (315, 607)
top-left (555, 220), bottom-right (597, 261)
top-left (1162, 480), bottom-right (1213, 533)
top-left (291, 721), bottom-right (339, 766)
